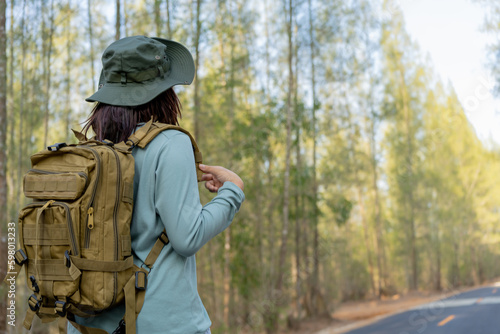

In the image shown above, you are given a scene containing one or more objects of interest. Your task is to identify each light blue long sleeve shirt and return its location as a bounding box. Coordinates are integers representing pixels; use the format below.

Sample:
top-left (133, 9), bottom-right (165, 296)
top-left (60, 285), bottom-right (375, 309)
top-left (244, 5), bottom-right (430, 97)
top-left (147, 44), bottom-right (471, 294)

top-left (69, 129), bottom-right (245, 334)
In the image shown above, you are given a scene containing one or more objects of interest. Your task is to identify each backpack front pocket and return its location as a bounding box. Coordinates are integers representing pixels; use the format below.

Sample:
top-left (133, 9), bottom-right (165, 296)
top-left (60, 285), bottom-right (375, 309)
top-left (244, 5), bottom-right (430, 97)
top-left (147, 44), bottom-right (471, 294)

top-left (23, 169), bottom-right (88, 201)
top-left (19, 201), bottom-right (81, 298)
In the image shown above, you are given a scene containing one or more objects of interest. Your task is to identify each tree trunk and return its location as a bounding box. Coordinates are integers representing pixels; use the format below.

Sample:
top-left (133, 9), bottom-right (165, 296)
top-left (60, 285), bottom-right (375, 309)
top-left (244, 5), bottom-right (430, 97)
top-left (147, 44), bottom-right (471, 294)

top-left (261, 1), bottom-right (276, 331)
top-left (155, 0), bottom-right (161, 36)
top-left (368, 108), bottom-right (387, 296)
top-left (0, 0), bottom-right (6, 226)
top-left (64, 2), bottom-right (72, 141)
top-left (17, 0), bottom-right (26, 214)
top-left (293, 24), bottom-right (303, 318)
top-left (193, 0), bottom-right (202, 141)
top-left (434, 226), bottom-right (442, 291)
top-left (267, 150), bottom-right (276, 279)
top-left (166, 0), bottom-right (171, 37)
top-left (452, 240), bottom-right (460, 286)
top-left (294, 136), bottom-right (302, 319)
top-left (208, 241), bottom-right (219, 325)
top-left (0, 13), bottom-right (8, 334)
top-left (224, 0), bottom-right (236, 325)
top-left (435, 236), bottom-right (441, 290)
top-left (7, 0), bottom-right (13, 220)
top-left (123, 0), bottom-right (128, 36)
top-left (263, 0), bottom-right (276, 288)
top-left (266, 0), bottom-right (293, 331)
top-left (263, 0), bottom-right (271, 98)
top-left (115, 0), bottom-right (121, 40)
top-left (356, 185), bottom-right (377, 296)
top-left (223, 228), bottom-right (231, 325)
top-left (254, 144), bottom-right (264, 279)
top-left (398, 64), bottom-right (418, 291)
top-left (307, 0), bottom-right (321, 314)
top-left (43, 0), bottom-right (55, 149)
top-left (275, 0), bottom-right (293, 305)
top-left (470, 245), bottom-right (480, 285)
top-left (88, 0), bottom-right (95, 89)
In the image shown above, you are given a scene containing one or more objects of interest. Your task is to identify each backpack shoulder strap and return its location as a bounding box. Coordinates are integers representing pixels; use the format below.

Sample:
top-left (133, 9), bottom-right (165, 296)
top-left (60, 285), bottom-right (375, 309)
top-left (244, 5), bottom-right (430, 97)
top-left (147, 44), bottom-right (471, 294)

top-left (130, 121), bottom-right (203, 182)
top-left (126, 118), bottom-right (155, 146)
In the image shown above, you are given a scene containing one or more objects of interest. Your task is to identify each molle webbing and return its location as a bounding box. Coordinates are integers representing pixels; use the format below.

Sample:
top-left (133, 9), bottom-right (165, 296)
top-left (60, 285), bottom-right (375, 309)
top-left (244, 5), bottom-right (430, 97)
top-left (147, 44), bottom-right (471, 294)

top-left (24, 173), bottom-right (87, 200)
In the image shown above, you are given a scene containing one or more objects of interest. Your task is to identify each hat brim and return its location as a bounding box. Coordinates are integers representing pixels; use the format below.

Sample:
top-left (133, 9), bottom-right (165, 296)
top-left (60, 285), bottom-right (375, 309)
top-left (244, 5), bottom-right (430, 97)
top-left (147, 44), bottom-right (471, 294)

top-left (85, 37), bottom-right (195, 107)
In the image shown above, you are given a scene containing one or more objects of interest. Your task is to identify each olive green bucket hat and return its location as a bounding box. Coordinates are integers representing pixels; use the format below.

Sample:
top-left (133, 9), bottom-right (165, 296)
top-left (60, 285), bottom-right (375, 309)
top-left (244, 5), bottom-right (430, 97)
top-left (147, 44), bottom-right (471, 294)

top-left (86, 35), bottom-right (195, 107)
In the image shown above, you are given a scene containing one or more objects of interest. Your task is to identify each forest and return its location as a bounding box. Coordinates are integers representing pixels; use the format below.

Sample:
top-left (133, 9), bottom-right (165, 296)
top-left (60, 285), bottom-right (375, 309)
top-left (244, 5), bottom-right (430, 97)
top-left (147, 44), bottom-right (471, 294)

top-left (1, 0), bottom-right (500, 333)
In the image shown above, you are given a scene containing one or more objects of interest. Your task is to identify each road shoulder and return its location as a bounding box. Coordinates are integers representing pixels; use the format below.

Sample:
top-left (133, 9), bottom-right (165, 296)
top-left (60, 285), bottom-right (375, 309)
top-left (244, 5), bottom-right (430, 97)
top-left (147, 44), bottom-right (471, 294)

top-left (313, 285), bottom-right (491, 334)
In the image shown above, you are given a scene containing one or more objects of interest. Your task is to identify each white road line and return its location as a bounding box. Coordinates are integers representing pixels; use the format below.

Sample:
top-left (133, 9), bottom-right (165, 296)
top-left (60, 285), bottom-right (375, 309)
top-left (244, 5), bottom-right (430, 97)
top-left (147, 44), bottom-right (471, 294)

top-left (477, 297), bottom-right (500, 304)
top-left (411, 296), bottom-right (500, 310)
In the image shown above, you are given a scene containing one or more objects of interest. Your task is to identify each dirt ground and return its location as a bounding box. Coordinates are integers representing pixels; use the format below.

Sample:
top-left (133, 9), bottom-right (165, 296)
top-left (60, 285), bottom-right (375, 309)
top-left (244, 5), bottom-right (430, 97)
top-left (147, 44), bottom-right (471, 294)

top-left (280, 288), bottom-right (478, 334)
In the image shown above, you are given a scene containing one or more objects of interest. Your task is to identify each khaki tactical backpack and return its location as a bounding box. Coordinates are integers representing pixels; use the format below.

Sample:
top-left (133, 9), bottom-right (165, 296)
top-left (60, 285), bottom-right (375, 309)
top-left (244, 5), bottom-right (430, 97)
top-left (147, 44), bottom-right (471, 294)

top-left (3, 119), bottom-right (202, 334)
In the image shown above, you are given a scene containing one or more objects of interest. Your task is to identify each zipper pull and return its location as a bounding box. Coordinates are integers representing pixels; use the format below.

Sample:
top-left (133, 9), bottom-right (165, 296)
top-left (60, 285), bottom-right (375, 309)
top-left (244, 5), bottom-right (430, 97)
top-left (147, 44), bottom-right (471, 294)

top-left (87, 207), bottom-right (94, 230)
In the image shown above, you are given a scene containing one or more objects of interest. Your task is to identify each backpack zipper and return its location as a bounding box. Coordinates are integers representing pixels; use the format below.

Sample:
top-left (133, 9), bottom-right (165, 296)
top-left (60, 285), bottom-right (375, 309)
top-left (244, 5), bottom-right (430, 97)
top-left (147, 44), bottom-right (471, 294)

top-left (79, 146), bottom-right (101, 249)
top-left (101, 145), bottom-right (122, 306)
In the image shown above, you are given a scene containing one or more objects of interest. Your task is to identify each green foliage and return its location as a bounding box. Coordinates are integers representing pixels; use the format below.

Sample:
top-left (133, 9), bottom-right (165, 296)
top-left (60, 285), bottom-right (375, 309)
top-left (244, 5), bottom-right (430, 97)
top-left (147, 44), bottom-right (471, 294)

top-left (4, 0), bottom-right (500, 333)
top-left (327, 194), bottom-right (353, 226)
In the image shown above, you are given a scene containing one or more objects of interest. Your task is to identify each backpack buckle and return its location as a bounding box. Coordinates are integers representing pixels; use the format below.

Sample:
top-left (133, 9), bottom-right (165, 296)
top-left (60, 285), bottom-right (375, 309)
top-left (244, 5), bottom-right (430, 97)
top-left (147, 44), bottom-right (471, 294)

top-left (135, 271), bottom-right (147, 291)
top-left (64, 250), bottom-right (71, 268)
top-left (47, 143), bottom-right (67, 152)
top-left (159, 231), bottom-right (169, 245)
top-left (125, 139), bottom-right (137, 148)
top-left (28, 294), bottom-right (42, 312)
top-left (29, 275), bottom-right (40, 293)
top-left (112, 319), bottom-right (126, 334)
top-left (55, 301), bottom-right (67, 317)
top-left (14, 249), bottom-right (28, 266)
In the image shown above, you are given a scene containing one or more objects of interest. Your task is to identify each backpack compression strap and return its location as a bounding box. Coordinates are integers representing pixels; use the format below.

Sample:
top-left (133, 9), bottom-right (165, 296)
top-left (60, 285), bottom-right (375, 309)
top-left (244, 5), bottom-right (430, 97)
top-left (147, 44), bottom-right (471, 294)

top-left (125, 119), bottom-right (203, 182)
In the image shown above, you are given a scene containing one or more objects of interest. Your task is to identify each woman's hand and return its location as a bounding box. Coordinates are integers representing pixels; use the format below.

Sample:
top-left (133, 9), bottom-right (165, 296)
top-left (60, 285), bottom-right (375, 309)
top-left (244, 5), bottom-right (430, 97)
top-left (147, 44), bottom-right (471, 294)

top-left (199, 164), bottom-right (244, 193)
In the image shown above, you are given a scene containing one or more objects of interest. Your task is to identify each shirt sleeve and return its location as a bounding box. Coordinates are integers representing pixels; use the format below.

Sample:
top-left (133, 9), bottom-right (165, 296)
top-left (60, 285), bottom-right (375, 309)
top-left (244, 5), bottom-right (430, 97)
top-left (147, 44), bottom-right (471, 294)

top-left (154, 132), bottom-right (245, 257)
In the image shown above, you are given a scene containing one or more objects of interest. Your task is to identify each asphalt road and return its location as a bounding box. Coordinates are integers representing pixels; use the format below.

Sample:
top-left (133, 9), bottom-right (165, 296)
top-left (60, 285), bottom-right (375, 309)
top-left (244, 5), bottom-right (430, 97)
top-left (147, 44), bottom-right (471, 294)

top-left (345, 285), bottom-right (500, 334)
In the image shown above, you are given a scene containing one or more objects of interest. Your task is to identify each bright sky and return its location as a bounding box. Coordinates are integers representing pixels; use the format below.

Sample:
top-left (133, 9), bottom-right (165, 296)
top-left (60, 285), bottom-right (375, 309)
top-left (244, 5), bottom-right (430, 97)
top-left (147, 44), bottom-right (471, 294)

top-left (399, 0), bottom-right (500, 146)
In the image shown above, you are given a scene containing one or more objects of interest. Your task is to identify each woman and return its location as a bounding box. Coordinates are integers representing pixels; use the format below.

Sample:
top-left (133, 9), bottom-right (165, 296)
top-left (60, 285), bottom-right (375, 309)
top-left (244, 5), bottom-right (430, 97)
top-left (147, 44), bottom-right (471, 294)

top-left (68, 36), bottom-right (244, 334)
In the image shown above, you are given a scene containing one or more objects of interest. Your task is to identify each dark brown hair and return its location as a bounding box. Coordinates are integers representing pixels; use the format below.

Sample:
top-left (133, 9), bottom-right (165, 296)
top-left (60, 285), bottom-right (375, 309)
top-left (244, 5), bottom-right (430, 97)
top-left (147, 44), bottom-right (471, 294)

top-left (82, 88), bottom-right (182, 143)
